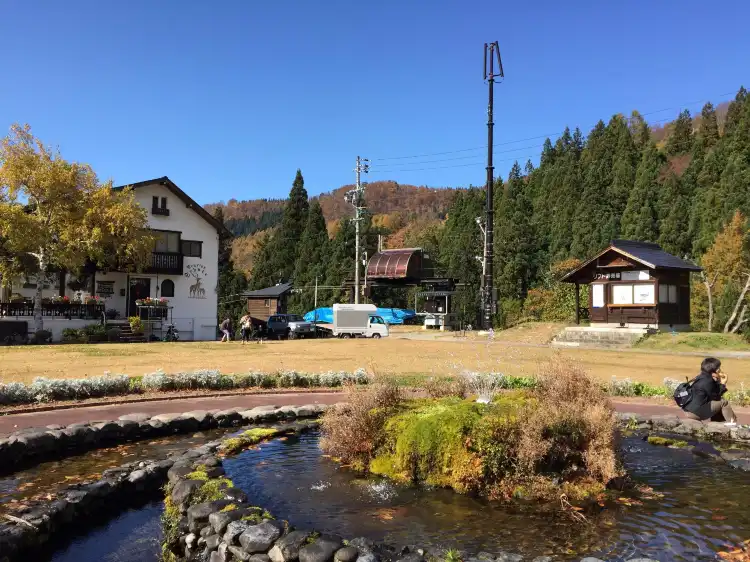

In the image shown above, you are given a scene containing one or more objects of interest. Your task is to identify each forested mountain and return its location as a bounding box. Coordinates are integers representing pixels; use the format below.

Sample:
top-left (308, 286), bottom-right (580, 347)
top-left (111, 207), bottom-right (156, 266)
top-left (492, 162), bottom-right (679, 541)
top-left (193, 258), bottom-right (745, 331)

top-left (212, 88), bottom-right (750, 330)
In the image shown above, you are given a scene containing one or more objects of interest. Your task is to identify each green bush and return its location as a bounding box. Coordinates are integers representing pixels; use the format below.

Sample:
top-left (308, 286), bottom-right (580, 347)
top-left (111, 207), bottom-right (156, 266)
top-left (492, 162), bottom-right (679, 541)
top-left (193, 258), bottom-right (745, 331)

top-left (61, 328), bottom-right (83, 343)
top-left (129, 316), bottom-right (143, 335)
top-left (30, 329), bottom-right (53, 345)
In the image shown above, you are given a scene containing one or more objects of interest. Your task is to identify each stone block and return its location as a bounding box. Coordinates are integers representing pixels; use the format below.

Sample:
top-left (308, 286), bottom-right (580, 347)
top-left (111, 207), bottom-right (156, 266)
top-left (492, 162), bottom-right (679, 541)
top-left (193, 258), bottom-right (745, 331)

top-left (269, 531), bottom-right (310, 562)
top-left (239, 521), bottom-right (283, 554)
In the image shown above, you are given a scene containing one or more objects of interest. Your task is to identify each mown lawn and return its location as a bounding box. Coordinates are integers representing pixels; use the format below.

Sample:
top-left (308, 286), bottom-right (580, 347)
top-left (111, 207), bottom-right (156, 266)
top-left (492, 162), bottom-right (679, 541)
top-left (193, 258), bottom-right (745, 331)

top-left (636, 331), bottom-right (750, 352)
top-left (2, 331), bottom-right (750, 388)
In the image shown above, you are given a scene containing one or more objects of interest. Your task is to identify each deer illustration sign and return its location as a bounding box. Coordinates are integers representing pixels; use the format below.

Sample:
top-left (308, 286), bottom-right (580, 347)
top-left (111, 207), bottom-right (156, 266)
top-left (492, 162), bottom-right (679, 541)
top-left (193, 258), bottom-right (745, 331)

top-left (185, 264), bottom-right (207, 299)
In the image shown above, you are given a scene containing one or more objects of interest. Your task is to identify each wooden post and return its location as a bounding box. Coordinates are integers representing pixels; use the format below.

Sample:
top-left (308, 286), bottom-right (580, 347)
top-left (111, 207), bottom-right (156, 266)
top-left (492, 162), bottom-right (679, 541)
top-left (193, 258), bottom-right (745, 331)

top-left (575, 283), bottom-right (581, 325)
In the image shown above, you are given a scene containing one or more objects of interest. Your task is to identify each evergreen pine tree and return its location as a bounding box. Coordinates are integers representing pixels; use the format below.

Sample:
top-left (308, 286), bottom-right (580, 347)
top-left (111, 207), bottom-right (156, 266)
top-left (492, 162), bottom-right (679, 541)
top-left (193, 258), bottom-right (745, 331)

top-left (698, 102), bottom-right (720, 149)
top-left (719, 153), bottom-right (750, 219)
top-left (621, 141), bottom-right (663, 241)
top-left (289, 201), bottom-right (329, 313)
top-left (665, 109), bottom-right (694, 156)
top-left (495, 162), bottom-right (537, 300)
top-left (212, 207), bottom-right (248, 325)
top-left (629, 110), bottom-right (651, 150)
top-left (571, 120), bottom-right (614, 256)
top-left (265, 169), bottom-right (310, 285)
top-left (657, 172), bottom-right (691, 257)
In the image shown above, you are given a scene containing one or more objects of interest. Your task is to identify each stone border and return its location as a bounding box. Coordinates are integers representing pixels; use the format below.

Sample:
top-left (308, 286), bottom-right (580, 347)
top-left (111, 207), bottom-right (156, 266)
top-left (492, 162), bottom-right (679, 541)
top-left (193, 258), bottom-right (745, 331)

top-left (0, 403), bottom-right (329, 475)
top-left (616, 412), bottom-right (750, 471)
top-left (0, 410), bottom-right (327, 562)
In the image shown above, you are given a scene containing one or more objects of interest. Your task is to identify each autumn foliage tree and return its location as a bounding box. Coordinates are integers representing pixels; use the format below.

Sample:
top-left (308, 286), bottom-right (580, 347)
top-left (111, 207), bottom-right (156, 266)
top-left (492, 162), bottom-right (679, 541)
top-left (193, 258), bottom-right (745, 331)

top-left (0, 124), bottom-right (154, 331)
top-left (694, 212), bottom-right (750, 332)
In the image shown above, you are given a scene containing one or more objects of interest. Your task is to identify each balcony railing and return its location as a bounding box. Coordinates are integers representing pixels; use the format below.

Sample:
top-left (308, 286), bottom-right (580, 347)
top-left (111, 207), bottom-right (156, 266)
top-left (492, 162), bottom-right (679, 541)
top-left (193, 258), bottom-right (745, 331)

top-left (152, 207), bottom-right (170, 216)
top-left (0, 302), bottom-right (105, 319)
top-left (147, 252), bottom-right (183, 275)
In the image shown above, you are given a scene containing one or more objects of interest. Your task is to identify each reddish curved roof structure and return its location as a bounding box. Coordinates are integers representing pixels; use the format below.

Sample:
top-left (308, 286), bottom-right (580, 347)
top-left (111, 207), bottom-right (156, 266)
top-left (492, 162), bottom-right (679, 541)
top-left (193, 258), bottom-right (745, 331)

top-left (366, 248), bottom-right (424, 280)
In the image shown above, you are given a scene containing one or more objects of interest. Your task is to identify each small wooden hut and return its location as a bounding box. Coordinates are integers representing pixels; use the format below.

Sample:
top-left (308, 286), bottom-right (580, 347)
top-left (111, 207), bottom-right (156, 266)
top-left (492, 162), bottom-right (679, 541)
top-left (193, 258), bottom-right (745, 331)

top-left (560, 240), bottom-right (701, 331)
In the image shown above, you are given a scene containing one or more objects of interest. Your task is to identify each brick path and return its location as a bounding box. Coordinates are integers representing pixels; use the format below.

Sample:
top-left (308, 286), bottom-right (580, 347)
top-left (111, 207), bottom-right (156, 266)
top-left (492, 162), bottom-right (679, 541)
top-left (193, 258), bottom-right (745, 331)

top-left (0, 392), bottom-right (747, 434)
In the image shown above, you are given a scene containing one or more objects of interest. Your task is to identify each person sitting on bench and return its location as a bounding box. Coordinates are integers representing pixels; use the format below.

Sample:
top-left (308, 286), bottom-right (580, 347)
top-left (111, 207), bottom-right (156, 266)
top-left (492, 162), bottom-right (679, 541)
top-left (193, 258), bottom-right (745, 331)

top-left (682, 357), bottom-right (737, 426)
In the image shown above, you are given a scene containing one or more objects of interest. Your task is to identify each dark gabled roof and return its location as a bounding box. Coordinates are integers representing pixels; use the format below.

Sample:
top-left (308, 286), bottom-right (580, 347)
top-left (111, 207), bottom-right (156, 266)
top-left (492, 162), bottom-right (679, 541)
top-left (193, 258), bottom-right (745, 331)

top-left (243, 282), bottom-right (293, 298)
top-left (608, 240), bottom-right (701, 271)
top-left (113, 176), bottom-right (231, 236)
top-left (561, 239), bottom-right (701, 283)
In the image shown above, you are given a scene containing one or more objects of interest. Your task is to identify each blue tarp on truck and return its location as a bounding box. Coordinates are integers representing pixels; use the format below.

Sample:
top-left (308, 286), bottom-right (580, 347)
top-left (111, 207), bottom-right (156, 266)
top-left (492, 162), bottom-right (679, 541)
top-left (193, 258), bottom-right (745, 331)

top-left (303, 307), bottom-right (417, 325)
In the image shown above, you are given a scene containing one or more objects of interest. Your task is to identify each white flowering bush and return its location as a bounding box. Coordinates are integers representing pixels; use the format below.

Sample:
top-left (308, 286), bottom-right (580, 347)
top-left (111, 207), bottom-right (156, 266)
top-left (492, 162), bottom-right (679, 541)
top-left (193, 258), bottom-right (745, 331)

top-left (0, 382), bottom-right (34, 405)
top-left (0, 368), bottom-right (370, 406)
top-left (0, 373), bottom-right (131, 404)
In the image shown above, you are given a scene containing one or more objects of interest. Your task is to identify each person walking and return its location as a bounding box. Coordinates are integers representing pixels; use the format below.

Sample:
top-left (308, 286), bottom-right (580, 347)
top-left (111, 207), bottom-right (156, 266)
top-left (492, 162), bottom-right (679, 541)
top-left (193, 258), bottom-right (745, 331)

top-left (240, 314), bottom-right (252, 344)
top-left (682, 357), bottom-right (738, 426)
top-left (220, 317), bottom-right (233, 342)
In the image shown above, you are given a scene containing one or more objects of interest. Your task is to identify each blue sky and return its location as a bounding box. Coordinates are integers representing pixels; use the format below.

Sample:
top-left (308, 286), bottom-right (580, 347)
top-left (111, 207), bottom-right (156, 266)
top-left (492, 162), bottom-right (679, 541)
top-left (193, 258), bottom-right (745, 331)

top-left (2, 0), bottom-right (749, 204)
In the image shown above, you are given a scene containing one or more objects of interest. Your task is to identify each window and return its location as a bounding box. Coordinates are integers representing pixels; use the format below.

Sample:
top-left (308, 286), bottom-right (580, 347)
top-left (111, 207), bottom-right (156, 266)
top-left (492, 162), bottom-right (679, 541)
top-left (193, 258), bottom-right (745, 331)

top-left (160, 279), bottom-right (175, 298)
top-left (264, 299), bottom-right (270, 307)
top-left (370, 316), bottom-right (384, 324)
top-left (634, 283), bottom-right (655, 304)
top-left (181, 240), bottom-right (202, 258)
top-left (154, 231), bottom-right (180, 253)
top-left (659, 284), bottom-right (678, 304)
top-left (592, 284), bottom-right (605, 308)
top-left (152, 196), bottom-right (170, 216)
top-left (612, 284), bottom-right (633, 305)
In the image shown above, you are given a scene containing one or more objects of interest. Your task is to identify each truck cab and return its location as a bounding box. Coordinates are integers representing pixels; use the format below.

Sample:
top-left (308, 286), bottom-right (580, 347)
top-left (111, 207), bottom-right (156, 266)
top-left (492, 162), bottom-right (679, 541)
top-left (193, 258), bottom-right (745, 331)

top-left (367, 315), bottom-right (389, 338)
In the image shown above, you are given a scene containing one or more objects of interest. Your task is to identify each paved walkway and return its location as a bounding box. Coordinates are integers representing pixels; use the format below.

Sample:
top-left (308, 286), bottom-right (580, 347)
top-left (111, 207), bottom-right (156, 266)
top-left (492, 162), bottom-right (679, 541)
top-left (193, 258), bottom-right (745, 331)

top-left (0, 392), bottom-right (746, 434)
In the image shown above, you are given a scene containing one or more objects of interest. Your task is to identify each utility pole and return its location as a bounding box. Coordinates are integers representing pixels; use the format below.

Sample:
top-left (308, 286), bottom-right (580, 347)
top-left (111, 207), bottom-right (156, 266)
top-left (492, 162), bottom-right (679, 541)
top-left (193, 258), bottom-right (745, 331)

top-left (482, 41), bottom-right (504, 330)
top-left (346, 156), bottom-right (369, 304)
top-left (313, 275), bottom-right (318, 326)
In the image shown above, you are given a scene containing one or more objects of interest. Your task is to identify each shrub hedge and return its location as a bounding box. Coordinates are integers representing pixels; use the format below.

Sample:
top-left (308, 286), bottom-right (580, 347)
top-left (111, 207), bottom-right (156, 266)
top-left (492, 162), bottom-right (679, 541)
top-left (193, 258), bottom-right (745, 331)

top-left (0, 368), bottom-right (369, 406)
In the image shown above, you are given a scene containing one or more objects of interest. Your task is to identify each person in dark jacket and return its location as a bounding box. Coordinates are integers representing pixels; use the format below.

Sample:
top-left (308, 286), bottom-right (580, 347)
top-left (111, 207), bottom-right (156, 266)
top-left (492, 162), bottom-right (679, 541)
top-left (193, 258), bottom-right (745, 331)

top-left (683, 357), bottom-right (737, 425)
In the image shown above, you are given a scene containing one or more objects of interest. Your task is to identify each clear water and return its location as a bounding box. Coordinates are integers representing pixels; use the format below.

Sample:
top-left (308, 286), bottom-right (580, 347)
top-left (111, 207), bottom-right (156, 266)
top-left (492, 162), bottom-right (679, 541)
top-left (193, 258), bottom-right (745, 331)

top-left (0, 428), bottom-right (232, 513)
top-left (48, 502), bottom-right (162, 562)
top-left (32, 431), bottom-right (750, 561)
top-left (223, 432), bottom-right (750, 561)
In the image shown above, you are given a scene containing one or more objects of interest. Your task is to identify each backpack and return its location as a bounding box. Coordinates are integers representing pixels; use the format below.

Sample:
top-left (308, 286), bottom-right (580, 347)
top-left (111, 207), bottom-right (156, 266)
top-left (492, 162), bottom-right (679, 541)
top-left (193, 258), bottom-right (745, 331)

top-left (673, 376), bottom-right (698, 408)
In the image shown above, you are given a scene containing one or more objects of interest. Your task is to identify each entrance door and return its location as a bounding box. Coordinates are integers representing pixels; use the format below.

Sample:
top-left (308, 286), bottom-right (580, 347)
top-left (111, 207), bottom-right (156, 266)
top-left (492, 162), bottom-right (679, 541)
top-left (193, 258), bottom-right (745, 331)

top-left (128, 278), bottom-right (151, 317)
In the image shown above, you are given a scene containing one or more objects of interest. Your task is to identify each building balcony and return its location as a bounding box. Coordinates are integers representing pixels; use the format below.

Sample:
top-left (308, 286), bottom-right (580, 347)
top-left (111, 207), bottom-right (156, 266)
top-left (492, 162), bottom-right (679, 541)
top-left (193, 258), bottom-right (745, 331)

top-left (147, 252), bottom-right (183, 275)
top-left (151, 207), bottom-right (170, 216)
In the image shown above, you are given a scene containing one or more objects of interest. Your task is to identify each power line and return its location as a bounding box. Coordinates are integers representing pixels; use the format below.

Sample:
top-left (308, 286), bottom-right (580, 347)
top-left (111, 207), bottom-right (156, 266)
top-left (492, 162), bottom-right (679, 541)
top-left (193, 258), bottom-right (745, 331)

top-left (369, 89), bottom-right (740, 162)
top-left (369, 154), bottom-right (532, 174)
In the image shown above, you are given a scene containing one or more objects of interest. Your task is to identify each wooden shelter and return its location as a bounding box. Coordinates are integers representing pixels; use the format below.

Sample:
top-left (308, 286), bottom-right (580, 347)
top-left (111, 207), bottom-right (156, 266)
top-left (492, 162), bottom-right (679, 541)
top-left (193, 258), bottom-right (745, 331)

top-left (243, 282), bottom-right (292, 323)
top-left (561, 240), bottom-right (701, 330)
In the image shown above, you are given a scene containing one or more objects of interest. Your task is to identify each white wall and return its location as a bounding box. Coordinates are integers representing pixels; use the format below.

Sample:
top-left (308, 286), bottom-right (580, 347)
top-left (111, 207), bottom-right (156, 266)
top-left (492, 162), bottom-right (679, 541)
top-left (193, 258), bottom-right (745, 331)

top-left (5, 181), bottom-right (220, 341)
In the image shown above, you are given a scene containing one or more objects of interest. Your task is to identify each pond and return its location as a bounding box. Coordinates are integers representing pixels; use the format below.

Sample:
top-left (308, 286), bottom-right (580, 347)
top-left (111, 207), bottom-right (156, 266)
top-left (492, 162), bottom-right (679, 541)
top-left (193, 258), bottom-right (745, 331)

top-left (223, 432), bottom-right (750, 561)
top-left (0, 427), bottom-right (233, 514)
top-left (34, 430), bottom-right (750, 562)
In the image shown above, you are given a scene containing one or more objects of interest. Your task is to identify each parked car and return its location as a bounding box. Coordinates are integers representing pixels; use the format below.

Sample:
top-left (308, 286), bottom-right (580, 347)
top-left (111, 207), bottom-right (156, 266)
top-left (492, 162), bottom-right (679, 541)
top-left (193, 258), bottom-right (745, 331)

top-left (266, 314), bottom-right (315, 339)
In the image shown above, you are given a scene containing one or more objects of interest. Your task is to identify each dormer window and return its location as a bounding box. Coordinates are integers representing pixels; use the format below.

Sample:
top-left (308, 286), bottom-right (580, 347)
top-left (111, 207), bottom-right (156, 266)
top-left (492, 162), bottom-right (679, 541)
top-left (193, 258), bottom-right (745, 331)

top-left (152, 196), bottom-right (170, 216)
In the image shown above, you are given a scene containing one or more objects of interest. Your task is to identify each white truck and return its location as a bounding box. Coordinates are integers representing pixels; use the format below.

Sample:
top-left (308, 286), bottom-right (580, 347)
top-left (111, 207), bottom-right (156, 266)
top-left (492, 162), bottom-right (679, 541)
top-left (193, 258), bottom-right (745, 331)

top-left (332, 303), bottom-right (389, 339)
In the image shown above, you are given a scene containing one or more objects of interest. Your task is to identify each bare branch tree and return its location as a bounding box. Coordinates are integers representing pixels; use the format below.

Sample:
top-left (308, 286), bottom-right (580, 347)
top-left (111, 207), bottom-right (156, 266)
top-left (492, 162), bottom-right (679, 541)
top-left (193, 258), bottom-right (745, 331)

top-left (701, 271), bottom-right (719, 332)
top-left (724, 272), bottom-right (750, 333)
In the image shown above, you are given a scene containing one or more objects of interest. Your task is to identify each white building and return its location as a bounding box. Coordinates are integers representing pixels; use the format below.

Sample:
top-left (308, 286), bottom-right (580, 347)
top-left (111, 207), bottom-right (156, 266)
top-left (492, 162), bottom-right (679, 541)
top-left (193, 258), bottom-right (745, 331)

top-left (1, 177), bottom-right (225, 341)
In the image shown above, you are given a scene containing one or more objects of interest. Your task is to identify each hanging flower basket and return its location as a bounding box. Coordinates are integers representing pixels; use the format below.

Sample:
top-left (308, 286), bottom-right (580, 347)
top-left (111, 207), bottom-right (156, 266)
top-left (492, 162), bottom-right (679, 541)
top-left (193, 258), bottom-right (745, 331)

top-left (136, 297), bottom-right (169, 307)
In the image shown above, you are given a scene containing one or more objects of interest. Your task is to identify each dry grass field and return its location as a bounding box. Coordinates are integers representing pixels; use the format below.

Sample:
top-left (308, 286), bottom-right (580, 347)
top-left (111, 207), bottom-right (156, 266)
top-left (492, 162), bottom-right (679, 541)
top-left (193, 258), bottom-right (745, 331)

top-left (2, 323), bottom-right (750, 388)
